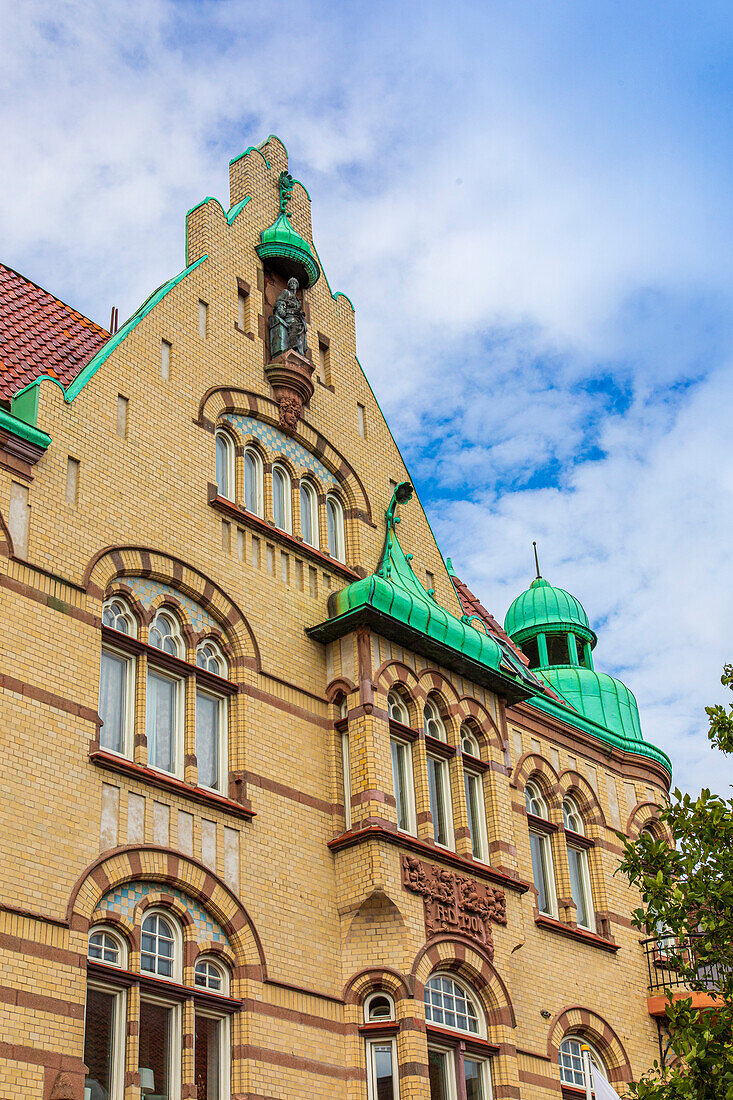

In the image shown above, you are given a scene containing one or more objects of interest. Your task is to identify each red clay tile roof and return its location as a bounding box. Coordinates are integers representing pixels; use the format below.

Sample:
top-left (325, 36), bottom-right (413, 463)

top-left (0, 263), bottom-right (109, 402)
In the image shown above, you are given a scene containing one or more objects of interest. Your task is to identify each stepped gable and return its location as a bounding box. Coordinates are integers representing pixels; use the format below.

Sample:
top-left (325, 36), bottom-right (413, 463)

top-left (0, 263), bottom-right (109, 400)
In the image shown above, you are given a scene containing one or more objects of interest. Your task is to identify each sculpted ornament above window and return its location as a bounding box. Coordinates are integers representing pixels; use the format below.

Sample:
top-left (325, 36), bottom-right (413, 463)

top-left (401, 854), bottom-right (506, 956)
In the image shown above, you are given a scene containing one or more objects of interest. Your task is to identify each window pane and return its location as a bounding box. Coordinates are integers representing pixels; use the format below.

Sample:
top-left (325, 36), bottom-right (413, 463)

top-left (464, 1058), bottom-right (486, 1100)
top-left (139, 1001), bottom-right (171, 1098)
top-left (84, 987), bottom-right (116, 1097)
top-left (568, 847), bottom-right (590, 928)
top-left (428, 1049), bottom-right (450, 1100)
top-left (546, 633), bottom-right (570, 665)
top-left (244, 452), bottom-right (259, 514)
top-left (300, 485), bottom-right (313, 545)
top-left (530, 831), bottom-right (550, 914)
top-left (215, 435), bottom-right (228, 498)
top-left (372, 1043), bottom-right (396, 1100)
top-left (465, 772), bottom-right (483, 858)
top-left (428, 758), bottom-right (448, 845)
top-left (99, 651), bottom-right (126, 753)
top-left (147, 672), bottom-right (176, 772)
top-left (522, 635), bottom-right (540, 668)
top-left (273, 469), bottom-right (287, 529)
top-left (196, 692), bottom-right (220, 790)
top-left (195, 1015), bottom-right (221, 1100)
top-left (391, 740), bottom-right (409, 830)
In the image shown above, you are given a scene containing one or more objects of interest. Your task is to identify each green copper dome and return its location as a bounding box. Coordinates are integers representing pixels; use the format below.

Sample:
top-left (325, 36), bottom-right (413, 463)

top-left (256, 212), bottom-right (320, 288)
top-left (504, 576), bottom-right (596, 646)
top-left (539, 667), bottom-right (643, 741)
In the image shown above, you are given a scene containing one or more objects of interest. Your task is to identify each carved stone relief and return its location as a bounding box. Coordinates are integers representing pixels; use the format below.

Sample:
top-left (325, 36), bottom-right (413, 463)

top-left (401, 853), bottom-right (507, 957)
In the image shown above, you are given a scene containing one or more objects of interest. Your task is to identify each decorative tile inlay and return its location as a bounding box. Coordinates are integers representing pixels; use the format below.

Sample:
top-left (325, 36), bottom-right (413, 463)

top-left (226, 414), bottom-right (337, 489)
top-left (93, 883), bottom-right (228, 945)
top-left (124, 578), bottom-right (218, 634)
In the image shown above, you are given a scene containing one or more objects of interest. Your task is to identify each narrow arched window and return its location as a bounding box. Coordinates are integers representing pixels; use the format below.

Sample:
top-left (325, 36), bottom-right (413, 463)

top-left (387, 690), bottom-right (409, 725)
top-left (272, 464), bottom-right (291, 532)
top-left (562, 796), bottom-right (584, 834)
top-left (215, 429), bottom-right (235, 501)
top-left (460, 723), bottom-right (479, 758)
top-left (102, 596), bottom-right (137, 637)
top-left (140, 912), bottom-right (176, 979)
top-left (526, 780), bottom-right (556, 917)
top-left (364, 992), bottom-right (395, 1023)
top-left (563, 797), bottom-right (594, 931)
top-left (326, 494), bottom-right (345, 561)
top-left (88, 928), bottom-right (126, 968)
top-left (525, 779), bottom-right (547, 818)
top-left (424, 697), bottom-right (447, 741)
top-left (194, 957), bottom-right (228, 994)
top-left (149, 611), bottom-right (183, 657)
top-left (244, 446), bottom-right (263, 516)
top-left (196, 640), bottom-right (226, 677)
top-left (299, 480), bottom-right (318, 547)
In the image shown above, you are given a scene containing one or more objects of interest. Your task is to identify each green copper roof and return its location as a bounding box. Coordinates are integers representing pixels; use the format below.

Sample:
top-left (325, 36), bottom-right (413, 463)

top-left (256, 212), bottom-right (320, 288)
top-left (504, 576), bottom-right (597, 646)
top-left (539, 666), bottom-right (643, 741)
top-left (307, 484), bottom-right (537, 702)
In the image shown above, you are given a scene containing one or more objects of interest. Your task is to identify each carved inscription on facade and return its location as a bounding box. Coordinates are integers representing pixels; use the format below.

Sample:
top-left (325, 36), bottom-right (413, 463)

top-left (401, 854), bottom-right (507, 956)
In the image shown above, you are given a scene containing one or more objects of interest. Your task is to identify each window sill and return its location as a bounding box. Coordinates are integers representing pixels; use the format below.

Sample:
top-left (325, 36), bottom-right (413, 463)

top-left (359, 1021), bottom-right (399, 1037)
top-left (210, 493), bottom-right (360, 581)
top-left (425, 734), bottom-right (456, 759)
top-left (462, 751), bottom-right (490, 773)
top-left (89, 749), bottom-right (255, 820)
top-left (87, 960), bottom-right (242, 1013)
top-left (389, 719), bottom-right (419, 742)
top-left (101, 627), bottom-right (239, 695)
top-left (328, 824), bottom-right (530, 894)
top-left (527, 812), bottom-right (559, 834)
top-left (564, 828), bottom-right (595, 850)
top-left (534, 914), bottom-right (618, 953)
top-left (425, 1024), bottom-right (499, 1055)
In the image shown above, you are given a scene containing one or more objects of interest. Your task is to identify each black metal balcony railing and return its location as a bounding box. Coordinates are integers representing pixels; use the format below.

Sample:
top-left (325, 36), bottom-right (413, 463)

top-left (642, 934), bottom-right (729, 995)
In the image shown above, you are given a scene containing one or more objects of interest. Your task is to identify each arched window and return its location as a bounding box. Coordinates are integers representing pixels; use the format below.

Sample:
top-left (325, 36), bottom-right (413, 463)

top-left (525, 780), bottom-right (556, 917)
top-left (194, 957), bottom-right (228, 994)
top-left (387, 689), bottom-right (409, 725)
top-left (272, 464), bottom-right (292, 532)
top-left (299, 480), bottom-right (318, 547)
top-left (364, 991), bottom-right (395, 1023)
top-left (525, 779), bottom-right (548, 818)
top-left (424, 697), bottom-right (447, 741)
top-left (563, 797), bottom-right (594, 930)
top-left (88, 927), bottom-right (126, 968)
top-left (559, 1036), bottom-right (606, 1094)
top-left (140, 912), bottom-right (177, 979)
top-left (460, 723), bottom-right (480, 758)
top-left (149, 611), bottom-right (183, 657)
top-left (215, 429), bottom-right (235, 501)
top-left (244, 446), bottom-right (263, 516)
top-left (196, 640), bottom-right (226, 677)
top-left (326, 494), bottom-right (345, 561)
top-left (424, 974), bottom-right (493, 1099)
top-left (102, 597), bottom-right (137, 637)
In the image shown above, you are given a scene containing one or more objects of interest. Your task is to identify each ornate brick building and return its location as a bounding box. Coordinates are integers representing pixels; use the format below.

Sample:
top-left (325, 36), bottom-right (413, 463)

top-left (0, 135), bottom-right (673, 1100)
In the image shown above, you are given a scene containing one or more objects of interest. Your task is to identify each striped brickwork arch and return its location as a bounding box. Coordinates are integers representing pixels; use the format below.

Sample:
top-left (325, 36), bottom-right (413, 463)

top-left (547, 1006), bottom-right (633, 1085)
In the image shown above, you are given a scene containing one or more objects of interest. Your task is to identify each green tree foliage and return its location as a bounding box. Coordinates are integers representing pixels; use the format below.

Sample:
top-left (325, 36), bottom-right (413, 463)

top-left (617, 666), bottom-right (733, 1099)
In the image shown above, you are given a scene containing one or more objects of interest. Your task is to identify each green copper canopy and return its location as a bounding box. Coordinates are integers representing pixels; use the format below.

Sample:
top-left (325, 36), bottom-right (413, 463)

top-left (307, 484), bottom-right (537, 703)
top-left (256, 212), bottom-right (320, 288)
top-left (539, 666), bottom-right (643, 741)
top-left (504, 576), bottom-right (597, 646)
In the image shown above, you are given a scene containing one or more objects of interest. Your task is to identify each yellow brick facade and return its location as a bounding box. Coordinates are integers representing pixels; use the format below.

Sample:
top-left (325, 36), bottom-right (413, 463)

top-left (0, 136), bottom-right (671, 1100)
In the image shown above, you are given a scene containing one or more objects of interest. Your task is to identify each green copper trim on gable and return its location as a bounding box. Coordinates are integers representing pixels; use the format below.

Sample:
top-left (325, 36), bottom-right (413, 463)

top-left (0, 406), bottom-right (51, 449)
top-left (226, 196), bottom-right (251, 224)
top-left (530, 689), bottom-right (672, 776)
top-left (229, 146), bottom-right (270, 169)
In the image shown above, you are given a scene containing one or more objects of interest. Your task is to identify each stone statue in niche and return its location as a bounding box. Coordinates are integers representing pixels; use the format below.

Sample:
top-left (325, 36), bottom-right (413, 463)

top-left (269, 277), bottom-right (307, 358)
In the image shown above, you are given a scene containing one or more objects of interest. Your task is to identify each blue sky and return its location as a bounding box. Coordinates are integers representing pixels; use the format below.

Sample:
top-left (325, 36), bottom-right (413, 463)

top-left (2, 1), bottom-right (733, 793)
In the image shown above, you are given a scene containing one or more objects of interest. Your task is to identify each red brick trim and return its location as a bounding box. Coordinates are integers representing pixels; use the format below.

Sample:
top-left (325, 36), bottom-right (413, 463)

top-left (328, 826), bottom-right (530, 893)
top-left (243, 769), bottom-right (335, 815)
top-left (89, 748), bottom-right (255, 818)
top-left (0, 671), bottom-right (101, 724)
top-left (231, 1044), bottom-right (361, 1080)
top-left (241, 996), bottom-right (347, 1034)
top-left (0, 984), bottom-right (84, 1019)
top-left (0, 1041), bottom-right (86, 1073)
top-left (241, 683), bottom-right (332, 729)
top-left (0, 932), bottom-right (85, 969)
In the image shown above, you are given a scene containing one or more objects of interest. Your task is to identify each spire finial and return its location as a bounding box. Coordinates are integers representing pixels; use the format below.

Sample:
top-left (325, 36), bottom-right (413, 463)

top-left (532, 541), bottom-right (541, 579)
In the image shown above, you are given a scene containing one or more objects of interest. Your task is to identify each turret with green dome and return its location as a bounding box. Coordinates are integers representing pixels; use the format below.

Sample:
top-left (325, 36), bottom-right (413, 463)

top-left (504, 562), bottom-right (648, 748)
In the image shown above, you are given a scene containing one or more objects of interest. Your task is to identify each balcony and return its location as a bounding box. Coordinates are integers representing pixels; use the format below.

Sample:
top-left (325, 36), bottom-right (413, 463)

top-left (643, 934), bottom-right (728, 1016)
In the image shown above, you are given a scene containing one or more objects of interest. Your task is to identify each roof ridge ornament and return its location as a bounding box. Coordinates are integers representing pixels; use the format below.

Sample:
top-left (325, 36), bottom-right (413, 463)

top-left (378, 481), bottom-right (414, 580)
top-left (278, 170), bottom-right (295, 215)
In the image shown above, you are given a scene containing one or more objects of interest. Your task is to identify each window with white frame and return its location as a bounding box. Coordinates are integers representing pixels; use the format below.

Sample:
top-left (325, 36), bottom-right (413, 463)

top-left (558, 1036), bottom-right (606, 1094)
top-left (424, 975), bottom-right (493, 1100)
top-left (244, 446), bottom-right (263, 516)
top-left (299, 480), bottom-right (318, 547)
top-left (326, 494), bottom-right (345, 561)
top-left (195, 641), bottom-right (228, 792)
top-left (366, 1038), bottom-right (399, 1100)
top-left (427, 754), bottom-right (453, 848)
top-left (387, 689), bottom-right (410, 725)
top-left (272, 464), bottom-right (291, 532)
top-left (195, 1008), bottom-right (230, 1100)
top-left (364, 992), bottom-right (395, 1022)
top-left (103, 597), bottom-right (137, 636)
top-left (140, 911), bottom-right (178, 980)
top-left (83, 980), bottom-right (127, 1100)
top-left (464, 766), bottom-right (488, 862)
top-left (149, 610), bottom-right (183, 657)
top-left (146, 612), bottom-right (184, 775)
top-left (424, 696), bottom-right (447, 741)
top-left (215, 430), bottom-right (235, 501)
top-left (139, 996), bottom-right (181, 1100)
top-left (341, 727), bottom-right (352, 830)
top-left (525, 780), bottom-right (556, 917)
top-left (390, 736), bottom-right (416, 834)
top-left (99, 597), bottom-right (137, 756)
top-left (562, 797), bottom-right (594, 931)
top-left (88, 928), bottom-right (126, 968)
top-left (197, 641), bottom-right (226, 677)
top-left (195, 957), bottom-right (228, 994)
top-left (460, 723), bottom-right (480, 758)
